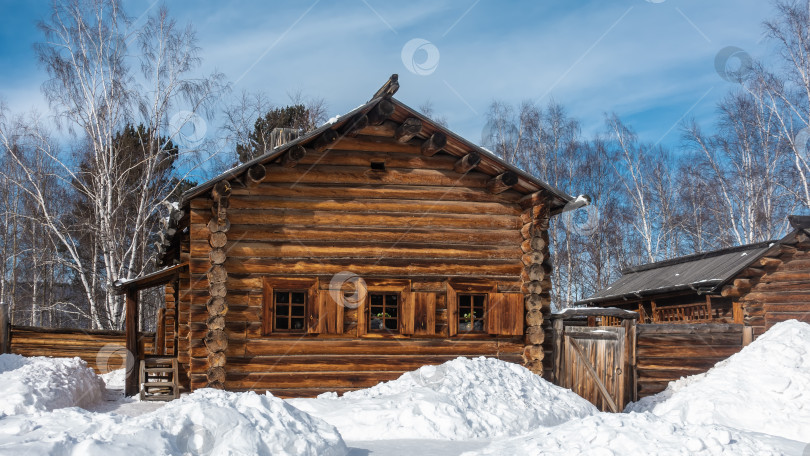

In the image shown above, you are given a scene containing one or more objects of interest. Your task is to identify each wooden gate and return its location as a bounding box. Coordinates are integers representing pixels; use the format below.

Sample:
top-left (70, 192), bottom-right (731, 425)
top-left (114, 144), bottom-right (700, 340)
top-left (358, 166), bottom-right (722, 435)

top-left (551, 309), bottom-right (638, 412)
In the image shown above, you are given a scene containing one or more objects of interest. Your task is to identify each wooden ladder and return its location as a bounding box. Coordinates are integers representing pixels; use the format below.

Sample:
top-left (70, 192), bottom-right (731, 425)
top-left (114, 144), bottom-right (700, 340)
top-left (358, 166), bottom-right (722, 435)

top-left (139, 356), bottom-right (180, 401)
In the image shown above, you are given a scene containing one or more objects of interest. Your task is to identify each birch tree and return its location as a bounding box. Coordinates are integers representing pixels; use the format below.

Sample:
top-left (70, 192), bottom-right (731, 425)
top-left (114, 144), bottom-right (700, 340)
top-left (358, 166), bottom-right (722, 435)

top-left (756, 0), bottom-right (810, 210)
top-left (4, 0), bottom-right (226, 329)
top-left (683, 88), bottom-right (793, 245)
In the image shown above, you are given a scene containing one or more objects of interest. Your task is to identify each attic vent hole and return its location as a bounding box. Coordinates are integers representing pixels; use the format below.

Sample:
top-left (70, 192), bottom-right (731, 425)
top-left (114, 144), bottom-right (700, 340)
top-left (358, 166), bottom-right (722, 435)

top-left (370, 161), bottom-right (386, 171)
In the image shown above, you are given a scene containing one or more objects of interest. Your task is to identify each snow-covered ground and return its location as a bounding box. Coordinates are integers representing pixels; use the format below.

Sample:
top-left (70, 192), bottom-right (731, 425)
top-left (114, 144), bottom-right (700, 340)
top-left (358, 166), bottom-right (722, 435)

top-left (288, 356), bottom-right (597, 440)
top-left (0, 320), bottom-right (808, 455)
top-left (0, 354), bottom-right (105, 416)
top-left (627, 319), bottom-right (810, 442)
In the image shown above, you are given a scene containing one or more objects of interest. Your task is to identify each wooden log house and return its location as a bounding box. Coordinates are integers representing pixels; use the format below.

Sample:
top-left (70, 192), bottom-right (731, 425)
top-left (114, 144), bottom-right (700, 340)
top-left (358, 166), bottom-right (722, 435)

top-left (578, 215), bottom-right (810, 339)
top-left (116, 76), bottom-right (582, 397)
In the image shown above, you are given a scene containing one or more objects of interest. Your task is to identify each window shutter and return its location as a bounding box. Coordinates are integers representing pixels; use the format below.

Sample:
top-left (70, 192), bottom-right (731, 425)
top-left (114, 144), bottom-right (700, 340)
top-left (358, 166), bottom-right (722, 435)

top-left (400, 290), bottom-right (414, 335)
top-left (487, 292), bottom-right (524, 336)
top-left (446, 283), bottom-right (458, 336)
top-left (306, 281), bottom-right (320, 334)
top-left (262, 279), bottom-right (274, 335)
top-left (318, 290), bottom-right (344, 335)
top-left (356, 293), bottom-right (368, 336)
top-left (412, 292), bottom-right (436, 336)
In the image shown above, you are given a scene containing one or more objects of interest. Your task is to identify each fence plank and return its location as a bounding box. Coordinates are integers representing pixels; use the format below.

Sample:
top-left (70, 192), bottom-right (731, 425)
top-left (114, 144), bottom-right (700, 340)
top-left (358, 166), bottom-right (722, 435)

top-left (567, 336), bottom-right (619, 413)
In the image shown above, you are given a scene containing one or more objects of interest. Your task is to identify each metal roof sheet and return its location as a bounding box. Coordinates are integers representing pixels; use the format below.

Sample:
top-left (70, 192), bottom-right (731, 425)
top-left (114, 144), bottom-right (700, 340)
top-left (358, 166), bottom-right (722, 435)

top-left (578, 241), bottom-right (776, 304)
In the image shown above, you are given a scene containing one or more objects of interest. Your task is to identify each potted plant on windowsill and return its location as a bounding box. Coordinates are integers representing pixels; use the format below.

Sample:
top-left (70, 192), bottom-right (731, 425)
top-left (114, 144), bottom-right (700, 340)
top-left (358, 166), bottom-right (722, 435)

top-left (459, 312), bottom-right (483, 332)
top-left (371, 312), bottom-right (390, 330)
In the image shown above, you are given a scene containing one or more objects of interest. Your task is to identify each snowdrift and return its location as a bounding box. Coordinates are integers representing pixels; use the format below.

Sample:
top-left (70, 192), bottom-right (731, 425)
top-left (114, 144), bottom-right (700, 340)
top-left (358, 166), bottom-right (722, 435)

top-left (0, 354), bottom-right (105, 416)
top-left (0, 389), bottom-right (347, 456)
top-left (288, 356), bottom-right (598, 440)
top-left (626, 320), bottom-right (810, 443)
top-left (463, 411), bottom-right (790, 456)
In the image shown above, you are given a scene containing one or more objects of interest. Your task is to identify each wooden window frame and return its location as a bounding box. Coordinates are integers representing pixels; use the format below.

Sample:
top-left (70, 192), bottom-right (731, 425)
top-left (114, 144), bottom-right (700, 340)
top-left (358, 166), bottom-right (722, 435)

top-left (262, 277), bottom-right (318, 336)
top-left (457, 293), bottom-right (487, 333)
top-left (358, 279), bottom-right (410, 337)
top-left (367, 292), bottom-right (401, 333)
top-left (446, 280), bottom-right (523, 337)
top-left (271, 289), bottom-right (308, 333)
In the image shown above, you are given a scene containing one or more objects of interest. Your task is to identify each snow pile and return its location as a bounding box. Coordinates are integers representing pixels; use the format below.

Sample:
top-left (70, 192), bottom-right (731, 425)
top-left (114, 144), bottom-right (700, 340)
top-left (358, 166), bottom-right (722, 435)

top-left (288, 356), bottom-right (597, 440)
top-left (463, 412), bottom-right (790, 456)
top-left (100, 367), bottom-right (125, 389)
top-left (0, 389), bottom-right (348, 456)
top-left (0, 354), bottom-right (105, 416)
top-left (627, 320), bottom-right (810, 443)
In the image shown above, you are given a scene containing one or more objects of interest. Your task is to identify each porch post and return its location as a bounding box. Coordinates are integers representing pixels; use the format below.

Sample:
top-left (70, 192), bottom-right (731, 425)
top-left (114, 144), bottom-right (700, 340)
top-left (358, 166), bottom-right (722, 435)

top-left (125, 288), bottom-right (140, 396)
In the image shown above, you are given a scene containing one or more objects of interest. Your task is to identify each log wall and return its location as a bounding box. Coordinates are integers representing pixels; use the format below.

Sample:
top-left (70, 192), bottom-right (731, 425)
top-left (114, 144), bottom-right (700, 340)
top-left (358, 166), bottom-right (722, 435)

top-left (8, 326), bottom-right (155, 374)
top-left (181, 128), bottom-right (535, 395)
top-left (635, 323), bottom-right (744, 397)
top-left (737, 241), bottom-right (810, 338)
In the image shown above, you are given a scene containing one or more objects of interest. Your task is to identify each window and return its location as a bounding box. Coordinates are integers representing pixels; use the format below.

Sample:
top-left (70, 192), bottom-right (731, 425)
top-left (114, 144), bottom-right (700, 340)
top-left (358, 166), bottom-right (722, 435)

top-left (446, 281), bottom-right (523, 336)
top-left (458, 294), bottom-right (486, 332)
top-left (274, 290), bottom-right (307, 332)
top-left (368, 292), bottom-right (399, 332)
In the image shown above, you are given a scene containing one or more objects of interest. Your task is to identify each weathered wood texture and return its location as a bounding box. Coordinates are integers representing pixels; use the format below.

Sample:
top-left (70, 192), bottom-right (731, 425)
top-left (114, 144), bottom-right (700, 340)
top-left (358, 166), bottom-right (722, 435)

top-left (8, 326), bottom-right (154, 374)
top-left (519, 198), bottom-right (551, 376)
top-left (738, 247), bottom-right (810, 338)
top-left (635, 323), bottom-right (744, 397)
top-left (551, 316), bottom-right (635, 412)
top-left (220, 337), bottom-right (523, 396)
top-left (178, 135), bottom-right (535, 393)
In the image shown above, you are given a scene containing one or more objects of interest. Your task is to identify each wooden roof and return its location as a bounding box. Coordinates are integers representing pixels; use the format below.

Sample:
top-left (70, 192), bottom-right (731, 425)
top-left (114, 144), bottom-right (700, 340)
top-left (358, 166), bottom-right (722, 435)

top-left (113, 263), bottom-right (188, 294)
top-left (179, 77), bottom-right (576, 210)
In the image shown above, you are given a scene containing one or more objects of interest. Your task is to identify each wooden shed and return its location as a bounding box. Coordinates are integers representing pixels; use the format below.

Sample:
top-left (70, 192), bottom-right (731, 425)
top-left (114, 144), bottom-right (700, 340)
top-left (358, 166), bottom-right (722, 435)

top-left (578, 215), bottom-right (810, 338)
top-left (116, 76), bottom-right (581, 397)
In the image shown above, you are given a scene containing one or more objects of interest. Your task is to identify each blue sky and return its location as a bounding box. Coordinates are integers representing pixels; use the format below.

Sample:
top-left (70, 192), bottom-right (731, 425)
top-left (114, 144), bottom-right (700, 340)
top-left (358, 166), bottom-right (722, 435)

top-left (0, 0), bottom-right (777, 150)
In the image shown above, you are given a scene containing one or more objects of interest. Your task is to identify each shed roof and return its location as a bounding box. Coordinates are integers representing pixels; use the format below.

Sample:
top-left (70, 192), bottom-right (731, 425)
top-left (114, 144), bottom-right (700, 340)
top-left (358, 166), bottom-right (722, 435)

top-left (577, 241), bottom-right (776, 305)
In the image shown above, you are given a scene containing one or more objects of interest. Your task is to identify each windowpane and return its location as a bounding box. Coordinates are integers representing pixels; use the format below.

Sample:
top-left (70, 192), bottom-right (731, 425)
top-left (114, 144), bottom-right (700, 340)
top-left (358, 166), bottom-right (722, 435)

top-left (290, 317), bottom-right (305, 330)
top-left (274, 290), bottom-right (307, 333)
top-left (459, 293), bottom-right (486, 333)
top-left (369, 292), bottom-right (399, 332)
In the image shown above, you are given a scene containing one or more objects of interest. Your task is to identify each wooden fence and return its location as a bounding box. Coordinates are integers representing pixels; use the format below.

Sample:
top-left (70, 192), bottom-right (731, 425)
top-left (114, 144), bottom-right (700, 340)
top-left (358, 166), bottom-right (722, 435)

top-left (550, 308), bottom-right (638, 412)
top-left (2, 323), bottom-right (155, 374)
top-left (548, 308), bottom-right (752, 409)
top-left (635, 323), bottom-right (749, 397)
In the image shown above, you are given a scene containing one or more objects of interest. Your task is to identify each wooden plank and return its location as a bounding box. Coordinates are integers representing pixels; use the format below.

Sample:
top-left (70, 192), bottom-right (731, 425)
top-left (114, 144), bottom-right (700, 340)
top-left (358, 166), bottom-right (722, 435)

top-left (637, 345), bottom-right (742, 358)
top-left (261, 165), bottom-right (488, 188)
top-left (214, 258), bottom-right (523, 278)
top-left (226, 371), bottom-right (406, 389)
top-left (220, 355), bottom-right (459, 373)
top-left (227, 194), bottom-right (520, 216)
top-left (412, 292), bottom-right (436, 336)
top-left (230, 183), bottom-right (523, 204)
top-left (0, 306), bottom-right (9, 354)
top-left (636, 333), bottom-right (743, 346)
top-left (636, 323), bottom-right (743, 334)
top-left (193, 242), bottom-right (522, 261)
top-left (566, 336), bottom-right (619, 413)
top-left (224, 209), bottom-right (521, 230)
top-left (125, 289), bottom-right (139, 396)
top-left (192, 225), bottom-right (522, 246)
top-left (243, 338), bottom-right (503, 357)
